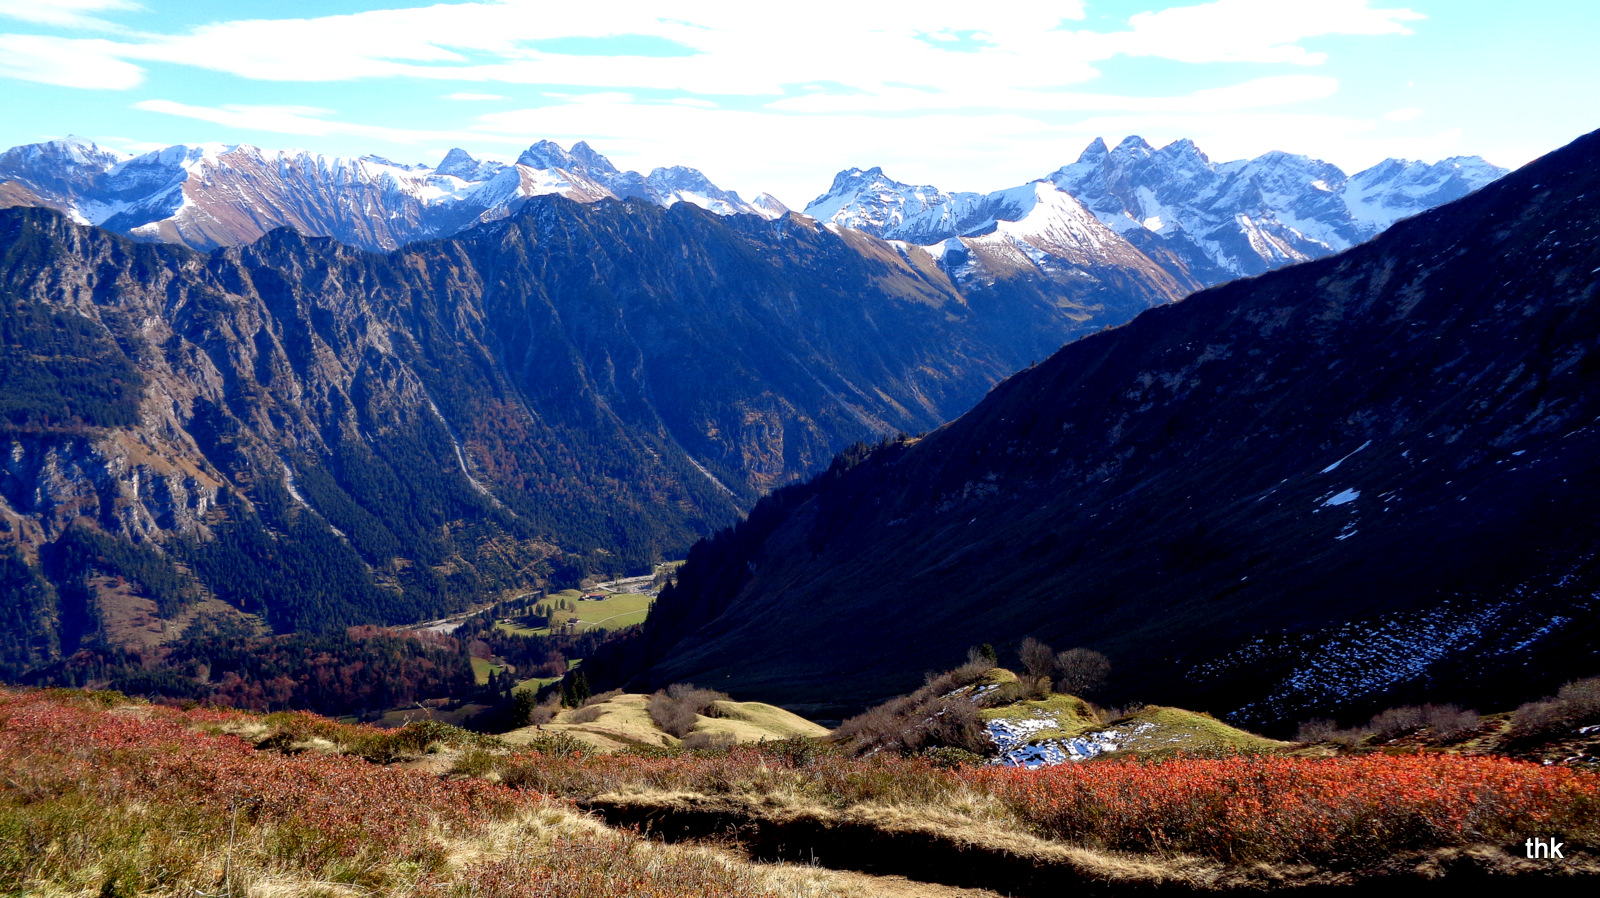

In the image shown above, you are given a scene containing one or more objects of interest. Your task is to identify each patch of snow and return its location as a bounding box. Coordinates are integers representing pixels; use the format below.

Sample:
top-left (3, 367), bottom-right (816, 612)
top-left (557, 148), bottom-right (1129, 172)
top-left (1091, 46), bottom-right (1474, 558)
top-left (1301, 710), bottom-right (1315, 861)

top-left (987, 715), bottom-right (1160, 768)
top-left (1323, 488), bottom-right (1360, 506)
top-left (1320, 440), bottom-right (1372, 473)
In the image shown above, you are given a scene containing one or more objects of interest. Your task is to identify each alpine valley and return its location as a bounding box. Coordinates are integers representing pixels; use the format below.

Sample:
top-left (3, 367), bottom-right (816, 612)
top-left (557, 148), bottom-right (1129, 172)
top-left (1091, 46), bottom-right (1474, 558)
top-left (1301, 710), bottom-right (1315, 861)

top-left (0, 129), bottom-right (1548, 727)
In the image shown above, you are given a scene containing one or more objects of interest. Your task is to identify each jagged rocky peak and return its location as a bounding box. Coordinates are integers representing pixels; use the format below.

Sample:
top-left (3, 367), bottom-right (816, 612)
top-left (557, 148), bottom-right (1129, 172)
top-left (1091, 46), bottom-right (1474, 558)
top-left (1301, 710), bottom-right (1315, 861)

top-left (513, 139), bottom-right (629, 178)
top-left (1075, 136), bottom-right (1111, 164)
top-left (4, 134), bottom-right (126, 168)
top-left (1049, 134), bottom-right (1509, 283)
top-left (749, 193), bottom-right (790, 219)
top-left (567, 140), bottom-right (619, 174)
top-left (515, 139), bottom-right (581, 170)
top-left (1110, 134), bottom-right (1155, 158)
top-left (644, 165), bottom-right (763, 217)
top-left (803, 167), bottom-right (957, 239)
top-left (434, 148), bottom-right (504, 181)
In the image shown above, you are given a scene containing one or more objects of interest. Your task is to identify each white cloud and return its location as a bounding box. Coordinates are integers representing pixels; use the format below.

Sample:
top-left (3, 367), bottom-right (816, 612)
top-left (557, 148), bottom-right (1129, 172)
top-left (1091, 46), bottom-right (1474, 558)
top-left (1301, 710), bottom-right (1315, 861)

top-left (0, 34), bottom-right (143, 88)
top-left (1383, 107), bottom-right (1423, 122)
top-left (0, 1), bottom-right (1415, 97)
top-left (1087, 0), bottom-right (1423, 65)
top-left (767, 75), bottom-right (1339, 114)
top-left (0, 0), bottom-right (141, 31)
top-left (132, 99), bottom-right (530, 147)
top-left (0, 1), bottom-right (1448, 205)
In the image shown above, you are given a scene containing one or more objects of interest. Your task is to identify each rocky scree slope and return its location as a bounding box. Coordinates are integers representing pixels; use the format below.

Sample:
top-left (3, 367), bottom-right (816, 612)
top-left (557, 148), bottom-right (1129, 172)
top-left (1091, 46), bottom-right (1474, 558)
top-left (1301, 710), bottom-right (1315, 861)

top-left (593, 129), bottom-right (1600, 726)
top-left (0, 190), bottom-right (1175, 676)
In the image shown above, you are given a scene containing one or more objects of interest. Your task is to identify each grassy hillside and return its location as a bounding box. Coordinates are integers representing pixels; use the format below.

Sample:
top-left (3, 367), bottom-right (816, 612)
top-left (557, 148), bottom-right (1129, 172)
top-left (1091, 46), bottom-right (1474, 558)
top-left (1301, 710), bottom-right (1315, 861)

top-left (502, 692), bottom-right (829, 752)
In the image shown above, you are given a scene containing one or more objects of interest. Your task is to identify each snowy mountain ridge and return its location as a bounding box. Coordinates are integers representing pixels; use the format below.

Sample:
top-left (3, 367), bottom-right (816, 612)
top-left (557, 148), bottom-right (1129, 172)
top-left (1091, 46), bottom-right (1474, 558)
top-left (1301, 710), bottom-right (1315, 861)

top-left (0, 136), bottom-right (782, 252)
top-left (806, 136), bottom-right (1508, 287)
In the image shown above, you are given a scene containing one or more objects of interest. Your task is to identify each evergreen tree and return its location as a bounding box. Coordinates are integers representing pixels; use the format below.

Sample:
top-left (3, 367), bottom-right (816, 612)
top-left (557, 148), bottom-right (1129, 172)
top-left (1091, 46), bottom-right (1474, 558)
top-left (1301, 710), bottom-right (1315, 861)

top-left (510, 689), bottom-right (537, 727)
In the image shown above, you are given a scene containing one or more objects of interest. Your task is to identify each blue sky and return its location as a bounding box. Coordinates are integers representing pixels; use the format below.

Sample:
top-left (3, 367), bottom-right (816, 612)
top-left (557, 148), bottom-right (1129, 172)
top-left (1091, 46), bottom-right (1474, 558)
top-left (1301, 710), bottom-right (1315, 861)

top-left (0, 1), bottom-right (1596, 207)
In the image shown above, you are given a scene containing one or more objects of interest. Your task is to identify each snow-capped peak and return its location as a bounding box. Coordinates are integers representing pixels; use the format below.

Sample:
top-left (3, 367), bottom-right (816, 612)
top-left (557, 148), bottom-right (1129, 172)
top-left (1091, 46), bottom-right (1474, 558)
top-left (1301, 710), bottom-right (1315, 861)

top-left (749, 193), bottom-right (790, 220)
top-left (435, 148), bottom-right (506, 182)
top-left (1049, 135), bottom-right (1508, 283)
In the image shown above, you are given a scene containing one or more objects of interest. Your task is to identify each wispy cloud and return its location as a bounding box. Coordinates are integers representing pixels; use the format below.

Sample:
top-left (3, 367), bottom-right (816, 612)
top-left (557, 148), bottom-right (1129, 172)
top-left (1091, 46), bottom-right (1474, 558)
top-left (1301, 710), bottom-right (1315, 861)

top-left (0, 0), bottom-right (141, 31)
top-left (0, 0), bottom-right (1416, 95)
top-left (0, 0), bottom-right (1441, 203)
top-left (1090, 0), bottom-right (1423, 65)
top-left (132, 99), bottom-right (530, 147)
top-left (0, 34), bottom-right (143, 88)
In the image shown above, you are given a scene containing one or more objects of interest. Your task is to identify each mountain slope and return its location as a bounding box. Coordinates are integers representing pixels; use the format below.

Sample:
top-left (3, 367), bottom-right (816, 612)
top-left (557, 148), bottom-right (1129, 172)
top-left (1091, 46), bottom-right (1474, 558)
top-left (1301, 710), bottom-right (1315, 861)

top-left (0, 137), bottom-right (779, 253)
top-left (593, 129), bottom-right (1600, 726)
top-left (0, 188), bottom-right (1176, 675)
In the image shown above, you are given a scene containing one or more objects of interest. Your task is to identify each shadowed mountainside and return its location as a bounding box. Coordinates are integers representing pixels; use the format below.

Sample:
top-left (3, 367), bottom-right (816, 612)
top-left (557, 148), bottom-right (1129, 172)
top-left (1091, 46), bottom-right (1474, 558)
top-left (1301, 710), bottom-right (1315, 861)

top-left (588, 129), bottom-right (1600, 727)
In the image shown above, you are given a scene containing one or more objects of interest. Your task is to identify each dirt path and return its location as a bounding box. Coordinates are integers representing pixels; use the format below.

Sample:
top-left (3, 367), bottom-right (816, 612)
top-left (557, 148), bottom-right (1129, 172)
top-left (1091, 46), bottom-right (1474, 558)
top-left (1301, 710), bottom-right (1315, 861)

top-left (574, 610), bottom-right (641, 630)
top-left (802, 867), bottom-right (1007, 898)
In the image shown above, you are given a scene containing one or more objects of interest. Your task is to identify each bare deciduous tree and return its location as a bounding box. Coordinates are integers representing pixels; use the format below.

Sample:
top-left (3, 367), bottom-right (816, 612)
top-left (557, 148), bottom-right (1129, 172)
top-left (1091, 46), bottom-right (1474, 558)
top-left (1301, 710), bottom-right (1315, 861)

top-left (1019, 637), bottom-right (1057, 680)
top-left (1054, 647), bottom-right (1111, 697)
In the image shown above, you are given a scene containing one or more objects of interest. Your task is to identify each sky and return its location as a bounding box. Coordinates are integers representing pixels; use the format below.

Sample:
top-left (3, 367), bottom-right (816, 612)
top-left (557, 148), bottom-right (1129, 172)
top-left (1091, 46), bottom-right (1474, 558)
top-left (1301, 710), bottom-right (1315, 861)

top-left (1, 0), bottom-right (1596, 208)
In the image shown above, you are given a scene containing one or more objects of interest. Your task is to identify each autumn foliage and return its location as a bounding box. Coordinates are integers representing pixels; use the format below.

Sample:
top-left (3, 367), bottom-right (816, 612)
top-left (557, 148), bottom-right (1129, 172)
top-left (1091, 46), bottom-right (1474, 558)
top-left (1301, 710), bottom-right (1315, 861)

top-left (3, 686), bottom-right (1598, 896)
top-left (495, 738), bottom-right (1600, 866)
top-left (0, 689), bottom-right (777, 896)
top-left (964, 754), bottom-right (1600, 863)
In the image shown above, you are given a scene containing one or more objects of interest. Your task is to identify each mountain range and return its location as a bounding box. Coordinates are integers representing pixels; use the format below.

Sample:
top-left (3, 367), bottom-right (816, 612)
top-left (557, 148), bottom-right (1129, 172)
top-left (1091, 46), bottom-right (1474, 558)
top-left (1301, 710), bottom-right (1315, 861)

top-left (588, 128), bottom-right (1600, 728)
top-left (805, 137), bottom-right (1505, 287)
top-left (0, 137), bottom-right (787, 253)
top-left (1, 135), bottom-right (1503, 300)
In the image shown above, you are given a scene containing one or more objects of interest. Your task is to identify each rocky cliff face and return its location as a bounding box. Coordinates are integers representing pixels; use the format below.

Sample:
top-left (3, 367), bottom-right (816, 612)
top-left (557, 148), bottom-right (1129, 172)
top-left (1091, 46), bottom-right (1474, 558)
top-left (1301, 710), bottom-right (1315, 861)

top-left (595, 129), bottom-right (1600, 727)
top-left (0, 188), bottom-right (1182, 674)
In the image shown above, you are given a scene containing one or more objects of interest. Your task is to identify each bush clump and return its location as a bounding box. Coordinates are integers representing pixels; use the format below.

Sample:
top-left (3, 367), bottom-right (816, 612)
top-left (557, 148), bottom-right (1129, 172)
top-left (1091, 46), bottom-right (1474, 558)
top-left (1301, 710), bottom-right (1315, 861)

top-left (1295, 703), bottom-right (1480, 746)
top-left (647, 684), bottom-right (729, 738)
top-left (834, 659), bottom-right (995, 756)
top-left (1512, 677), bottom-right (1600, 741)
